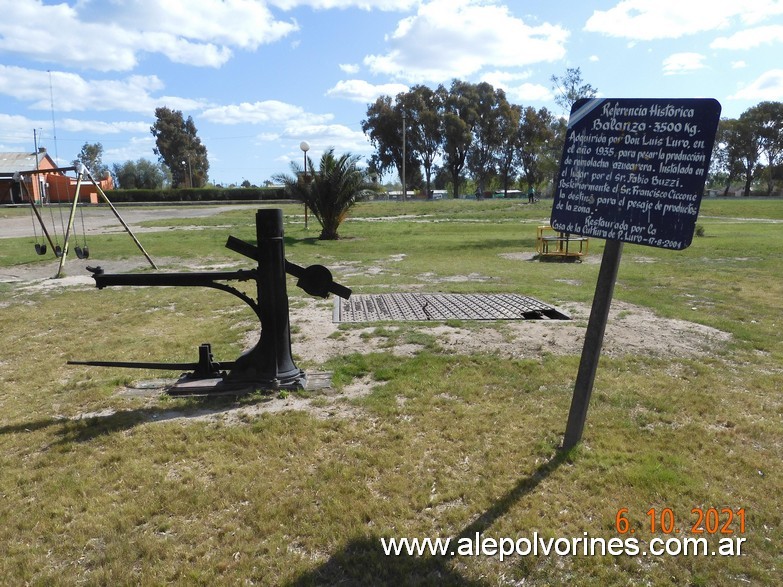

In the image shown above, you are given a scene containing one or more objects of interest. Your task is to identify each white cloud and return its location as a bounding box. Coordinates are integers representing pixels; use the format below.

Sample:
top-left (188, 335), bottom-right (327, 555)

top-left (325, 79), bottom-right (408, 102)
top-left (478, 70), bottom-right (551, 103)
top-left (0, 0), bottom-right (298, 71)
top-left (363, 0), bottom-right (568, 82)
top-left (270, 0), bottom-right (420, 10)
top-left (585, 0), bottom-right (783, 40)
top-left (480, 70), bottom-right (532, 86)
top-left (0, 2), bottom-right (139, 71)
top-left (732, 60), bottom-right (747, 69)
top-left (263, 122), bottom-right (374, 170)
top-left (711, 25), bottom-right (783, 50)
top-left (506, 83), bottom-right (553, 103)
top-left (0, 66), bottom-right (206, 114)
top-left (103, 136), bottom-right (158, 166)
top-left (139, 33), bottom-right (234, 68)
top-left (0, 110), bottom-right (148, 148)
top-left (201, 100), bottom-right (334, 125)
top-left (739, 1), bottom-right (783, 25)
top-left (662, 52), bottom-right (707, 75)
top-left (0, 112), bottom-right (52, 145)
top-left (589, 55), bottom-right (600, 62)
top-left (59, 119), bottom-right (151, 134)
top-left (274, 123), bottom-right (370, 151)
top-left (339, 63), bottom-right (361, 74)
top-left (729, 69), bottom-right (783, 100)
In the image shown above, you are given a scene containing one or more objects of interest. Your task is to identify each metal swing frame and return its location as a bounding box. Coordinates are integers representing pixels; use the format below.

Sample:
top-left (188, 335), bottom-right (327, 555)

top-left (16, 164), bottom-right (157, 277)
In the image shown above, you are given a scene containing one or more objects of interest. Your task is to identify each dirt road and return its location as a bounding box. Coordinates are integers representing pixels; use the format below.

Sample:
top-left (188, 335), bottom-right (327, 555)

top-left (1, 204), bottom-right (262, 239)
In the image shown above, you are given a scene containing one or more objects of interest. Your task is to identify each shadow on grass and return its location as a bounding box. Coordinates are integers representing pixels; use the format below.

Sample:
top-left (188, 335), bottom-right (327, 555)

top-left (288, 448), bottom-right (574, 587)
top-left (287, 535), bottom-right (483, 587)
top-left (285, 235), bottom-right (322, 247)
top-left (0, 394), bottom-right (274, 444)
top-left (535, 254), bottom-right (585, 264)
top-left (2, 399), bottom-right (574, 585)
top-left (444, 237), bottom-right (528, 252)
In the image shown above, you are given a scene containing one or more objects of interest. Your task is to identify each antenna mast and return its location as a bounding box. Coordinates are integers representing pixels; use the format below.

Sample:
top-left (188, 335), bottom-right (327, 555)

top-left (48, 70), bottom-right (59, 162)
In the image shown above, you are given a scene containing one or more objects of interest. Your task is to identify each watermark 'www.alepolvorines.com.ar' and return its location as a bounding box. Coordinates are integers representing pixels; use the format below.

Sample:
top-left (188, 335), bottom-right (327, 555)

top-left (380, 532), bottom-right (746, 562)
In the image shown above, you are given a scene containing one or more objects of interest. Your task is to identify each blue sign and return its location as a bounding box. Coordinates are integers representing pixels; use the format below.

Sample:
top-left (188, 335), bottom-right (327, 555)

top-left (551, 98), bottom-right (721, 250)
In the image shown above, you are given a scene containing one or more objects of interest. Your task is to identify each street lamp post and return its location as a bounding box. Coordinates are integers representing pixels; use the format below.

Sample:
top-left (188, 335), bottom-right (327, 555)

top-left (299, 141), bottom-right (310, 230)
top-left (181, 157), bottom-right (193, 188)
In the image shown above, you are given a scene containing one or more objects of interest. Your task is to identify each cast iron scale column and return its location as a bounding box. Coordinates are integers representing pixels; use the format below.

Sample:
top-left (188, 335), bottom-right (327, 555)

top-left (70, 208), bottom-right (351, 395)
top-left (228, 208), bottom-right (304, 388)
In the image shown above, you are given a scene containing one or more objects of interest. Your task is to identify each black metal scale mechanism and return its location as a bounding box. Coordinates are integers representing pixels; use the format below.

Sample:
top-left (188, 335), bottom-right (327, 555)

top-left (69, 208), bottom-right (351, 395)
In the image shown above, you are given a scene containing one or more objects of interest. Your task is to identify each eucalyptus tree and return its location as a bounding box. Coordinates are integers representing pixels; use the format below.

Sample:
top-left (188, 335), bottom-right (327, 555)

top-left (748, 101), bottom-right (783, 195)
top-left (399, 85), bottom-right (443, 198)
top-left (550, 67), bottom-right (598, 113)
top-left (711, 118), bottom-right (745, 195)
top-left (466, 82), bottom-right (511, 197)
top-left (150, 107), bottom-right (209, 188)
top-left (72, 142), bottom-right (109, 179)
top-left (440, 80), bottom-right (477, 199)
top-left (274, 148), bottom-right (376, 240)
top-left (362, 95), bottom-right (402, 184)
top-left (112, 158), bottom-right (170, 189)
top-left (732, 109), bottom-right (766, 197)
top-left (518, 107), bottom-right (557, 191)
top-left (711, 104), bottom-right (783, 196)
top-left (543, 116), bottom-right (568, 193)
top-left (362, 89), bottom-right (435, 194)
top-left (497, 103), bottom-right (523, 196)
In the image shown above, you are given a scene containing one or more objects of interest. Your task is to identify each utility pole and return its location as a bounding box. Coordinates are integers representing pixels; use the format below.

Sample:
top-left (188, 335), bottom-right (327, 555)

top-left (401, 111), bottom-right (406, 202)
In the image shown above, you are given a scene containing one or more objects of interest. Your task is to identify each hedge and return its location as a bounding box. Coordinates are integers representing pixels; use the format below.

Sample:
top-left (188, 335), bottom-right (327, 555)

top-left (104, 187), bottom-right (288, 203)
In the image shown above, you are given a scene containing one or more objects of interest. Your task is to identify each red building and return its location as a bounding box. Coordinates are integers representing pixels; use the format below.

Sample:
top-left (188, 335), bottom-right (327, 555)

top-left (0, 148), bottom-right (112, 205)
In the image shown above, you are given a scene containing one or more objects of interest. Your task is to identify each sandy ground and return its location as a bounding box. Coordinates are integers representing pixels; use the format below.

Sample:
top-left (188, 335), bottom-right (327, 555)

top-left (2, 206), bottom-right (732, 424)
top-left (289, 296), bottom-right (730, 365)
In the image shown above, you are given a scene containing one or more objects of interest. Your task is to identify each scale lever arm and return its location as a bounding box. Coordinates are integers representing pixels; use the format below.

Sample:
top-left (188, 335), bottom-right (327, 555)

top-left (224, 235), bottom-right (351, 299)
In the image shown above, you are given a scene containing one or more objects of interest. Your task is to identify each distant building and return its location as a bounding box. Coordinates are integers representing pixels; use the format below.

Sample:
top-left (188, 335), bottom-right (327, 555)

top-left (0, 148), bottom-right (111, 205)
top-left (492, 190), bottom-right (523, 199)
top-left (0, 149), bottom-right (57, 204)
top-left (387, 190), bottom-right (428, 200)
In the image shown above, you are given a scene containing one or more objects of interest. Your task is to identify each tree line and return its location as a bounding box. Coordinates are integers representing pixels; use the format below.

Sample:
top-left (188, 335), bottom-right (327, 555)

top-left (69, 70), bottom-right (782, 199)
top-left (362, 69), bottom-right (595, 199)
top-left (364, 77), bottom-right (783, 199)
top-left (710, 101), bottom-right (783, 197)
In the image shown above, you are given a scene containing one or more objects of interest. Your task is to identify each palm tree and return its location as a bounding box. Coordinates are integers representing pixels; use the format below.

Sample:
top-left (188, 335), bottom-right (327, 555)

top-left (275, 148), bottom-right (377, 240)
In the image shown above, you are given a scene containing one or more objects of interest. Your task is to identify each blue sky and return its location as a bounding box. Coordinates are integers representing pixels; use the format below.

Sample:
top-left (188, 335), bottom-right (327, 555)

top-left (1, 0), bottom-right (781, 186)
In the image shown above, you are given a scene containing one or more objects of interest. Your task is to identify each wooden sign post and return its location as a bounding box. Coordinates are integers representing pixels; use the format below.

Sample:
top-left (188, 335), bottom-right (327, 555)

top-left (551, 98), bottom-right (722, 449)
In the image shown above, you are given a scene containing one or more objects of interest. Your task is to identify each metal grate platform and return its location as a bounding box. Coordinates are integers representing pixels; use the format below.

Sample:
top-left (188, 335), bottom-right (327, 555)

top-left (333, 293), bottom-right (570, 323)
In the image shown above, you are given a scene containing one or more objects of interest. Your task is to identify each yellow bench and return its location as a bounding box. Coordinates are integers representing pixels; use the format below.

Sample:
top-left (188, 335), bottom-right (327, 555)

top-left (536, 225), bottom-right (589, 259)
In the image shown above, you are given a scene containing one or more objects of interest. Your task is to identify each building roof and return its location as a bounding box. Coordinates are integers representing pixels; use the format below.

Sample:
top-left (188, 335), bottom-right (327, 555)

top-left (0, 150), bottom-right (57, 176)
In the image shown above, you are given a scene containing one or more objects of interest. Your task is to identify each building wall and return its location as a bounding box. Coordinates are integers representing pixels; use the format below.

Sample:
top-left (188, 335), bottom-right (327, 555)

top-left (1, 167), bottom-right (111, 205)
top-left (0, 153), bottom-right (58, 204)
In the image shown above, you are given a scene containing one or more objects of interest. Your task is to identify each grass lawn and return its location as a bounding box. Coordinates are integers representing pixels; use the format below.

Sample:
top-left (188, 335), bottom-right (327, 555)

top-left (0, 198), bottom-right (781, 586)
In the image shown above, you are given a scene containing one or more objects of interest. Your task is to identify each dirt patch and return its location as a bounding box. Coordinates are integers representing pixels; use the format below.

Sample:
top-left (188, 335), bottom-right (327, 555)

top-left (5, 254), bottom-right (731, 425)
top-left (148, 296), bottom-right (729, 425)
top-left (288, 297), bottom-right (729, 364)
top-left (0, 257), bottom-right (232, 291)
